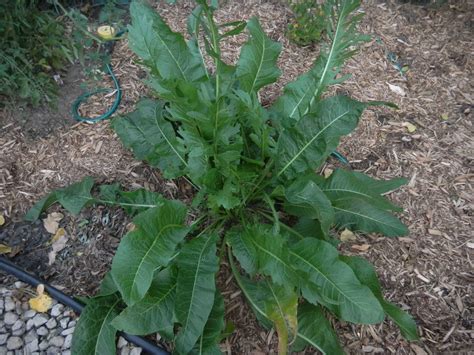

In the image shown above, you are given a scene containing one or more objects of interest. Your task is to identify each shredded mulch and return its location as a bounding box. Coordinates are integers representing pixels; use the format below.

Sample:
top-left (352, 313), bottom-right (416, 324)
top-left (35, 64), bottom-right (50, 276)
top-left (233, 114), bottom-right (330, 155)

top-left (0, 0), bottom-right (472, 353)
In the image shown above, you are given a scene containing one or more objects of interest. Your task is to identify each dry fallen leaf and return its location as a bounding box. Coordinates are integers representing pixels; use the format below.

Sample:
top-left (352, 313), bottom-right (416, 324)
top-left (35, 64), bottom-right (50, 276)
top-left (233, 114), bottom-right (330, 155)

top-left (51, 228), bottom-right (66, 244)
top-left (387, 83), bottom-right (406, 96)
top-left (43, 212), bottom-right (64, 234)
top-left (323, 168), bottom-right (333, 178)
top-left (0, 243), bottom-right (12, 255)
top-left (340, 228), bottom-right (356, 242)
top-left (0, 215), bottom-right (5, 226)
top-left (351, 244), bottom-right (370, 252)
top-left (48, 230), bottom-right (69, 265)
top-left (402, 122), bottom-right (417, 133)
top-left (29, 284), bottom-right (53, 313)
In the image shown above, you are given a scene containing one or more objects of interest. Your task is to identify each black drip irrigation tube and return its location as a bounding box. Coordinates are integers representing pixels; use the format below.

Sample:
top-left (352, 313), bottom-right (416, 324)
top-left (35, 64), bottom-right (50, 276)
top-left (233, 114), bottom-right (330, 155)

top-left (0, 257), bottom-right (170, 355)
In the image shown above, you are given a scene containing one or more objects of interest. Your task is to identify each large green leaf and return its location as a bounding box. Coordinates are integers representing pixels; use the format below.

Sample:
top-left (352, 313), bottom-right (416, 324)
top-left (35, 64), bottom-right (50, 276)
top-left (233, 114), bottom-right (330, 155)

top-left (236, 17), bottom-right (281, 93)
top-left (341, 256), bottom-right (419, 340)
top-left (112, 99), bottom-right (187, 178)
top-left (332, 199), bottom-right (408, 236)
top-left (193, 290), bottom-right (225, 354)
top-left (276, 95), bottom-right (366, 179)
top-left (175, 233), bottom-right (220, 354)
top-left (292, 303), bottom-right (344, 355)
top-left (226, 228), bottom-right (257, 276)
top-left (128, 1), bottom-right (206, 83)
top-left (271, 0), bottom-right (368, 124)
top-left (111, 200), bottom-right (189, 305)
top-left (111, 269), bottom-right (176, 335)
top-left (284, 174), bottom-right (334, 235)
top-left (24, 192), bottom-right (58, 221)
top-left (229, 225), bottom-right (298, 286)
top-left (99, 185), bottom-right (165, 215)
top-left (320, 169), bottom-right (403, 212)
top-left (290, 238), bottom-right (385, 324)
top-left (346, 170), bottom-right (407, 195)
top-left (71, 294), bottom-right (120, 355)
top-left (231, 262), bottom-right (340, 355)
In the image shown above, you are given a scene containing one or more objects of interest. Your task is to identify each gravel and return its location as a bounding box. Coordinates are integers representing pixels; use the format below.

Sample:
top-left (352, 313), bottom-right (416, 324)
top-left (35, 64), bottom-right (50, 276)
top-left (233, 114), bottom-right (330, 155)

top-left (0, 281), bottom-right (143, 353)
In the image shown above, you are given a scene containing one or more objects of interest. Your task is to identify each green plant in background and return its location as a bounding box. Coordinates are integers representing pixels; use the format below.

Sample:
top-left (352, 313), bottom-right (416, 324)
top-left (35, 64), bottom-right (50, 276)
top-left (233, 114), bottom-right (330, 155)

top-left (287, 0), bottom-right (327, 46)
top-left (0, 0), bottom-right (74, 106)
top-left (27, 0), bottom-right (419, 353)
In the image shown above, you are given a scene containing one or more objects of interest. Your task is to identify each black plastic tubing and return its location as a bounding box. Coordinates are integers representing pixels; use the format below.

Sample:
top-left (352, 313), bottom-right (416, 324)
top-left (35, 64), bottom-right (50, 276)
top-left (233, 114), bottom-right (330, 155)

top-left (0, 257), bottom-right (170, 355)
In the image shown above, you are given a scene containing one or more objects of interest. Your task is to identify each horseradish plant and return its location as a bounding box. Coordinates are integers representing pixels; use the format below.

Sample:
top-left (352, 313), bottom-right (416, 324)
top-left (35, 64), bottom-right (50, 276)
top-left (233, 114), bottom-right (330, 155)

top-left (26, 0), bottom-right (419, 353)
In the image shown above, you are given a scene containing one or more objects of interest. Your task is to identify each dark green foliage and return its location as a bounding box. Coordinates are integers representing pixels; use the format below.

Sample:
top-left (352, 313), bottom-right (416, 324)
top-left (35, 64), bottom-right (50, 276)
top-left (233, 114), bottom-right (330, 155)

top-left (287, 0), bottom-right (327, 46)
top-left (27, 0), bottom-right (418, 353)
top-left (0, 0), bottom-right (73, 105)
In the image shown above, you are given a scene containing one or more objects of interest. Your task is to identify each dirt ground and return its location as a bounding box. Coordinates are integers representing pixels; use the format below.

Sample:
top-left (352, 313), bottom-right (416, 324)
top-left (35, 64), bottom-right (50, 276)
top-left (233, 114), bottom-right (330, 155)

top-left (0, 0), bottom-right (473, 354)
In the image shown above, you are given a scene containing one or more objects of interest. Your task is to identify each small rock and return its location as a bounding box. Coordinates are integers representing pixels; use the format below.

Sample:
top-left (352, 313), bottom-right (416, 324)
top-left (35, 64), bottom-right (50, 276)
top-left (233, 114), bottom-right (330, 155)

top-left (4, 297), bottom-right (15, 312)
top-left (62, 351), bottom-right (71, 355)
top-left (14, 281), bottom-right (27, 289)
top-left (6, 350), bottom-right (14, 355)
top-left (117, 336), bottom-right (128, 348)
top-left (0, 334), bottom-right (8, 345)
top-left (46, 318), bottom-right (57, 329)
top-left (25, 338), bottom-right (39, 352)
top-left (21, 302), bottom-right (29, 311)
top-left (39, 340), bottom-right (49, 351)
top-left (37, 326), bottom-right (48, 336)
top-left (68, 320), bottom-right (76, 328)
top-left (63, 334), bottom-right (72, 349)
top-left (61, 327), bottom-right (74, 336)
top-left (23, 309), bottom-right (37, 319)
top-left (46, 347), bottom-right (59, 355)
top-left (130, 347), bottom-right (142, 355)
top-left (120, 347), bottom-right (131, 355)
top-left (24, 330), bottom-right (37, 344)
top-left (50, 304), bottom-right (64, 317)
top-left (0, 347), bottom-right (6, 355)
top-left (6, 336), bottom-right (23, 350)
top-left (32, 314), bottom-right (48, 327)
top-left (11, 320), bottom-right (25, 336)
top-left (0, 299), bottom-right (4, 310)
top-left (49, 336), bottom-right (64, 348)
top-left (60, 317), bottom-right (70, 329)
top-left (4, 312), bottom-right (19, 325)
top-left (26, 319), bottom-right (35, 331)
top-left (31, 353), bottom-right (40, 355)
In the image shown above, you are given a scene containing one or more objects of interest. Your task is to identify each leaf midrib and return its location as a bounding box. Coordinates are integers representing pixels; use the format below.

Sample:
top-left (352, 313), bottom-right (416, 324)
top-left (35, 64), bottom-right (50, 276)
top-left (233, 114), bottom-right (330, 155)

top-left (333, 206), bottom-right (400, 229)
top-left (94, 298), bottom-right (120, 354)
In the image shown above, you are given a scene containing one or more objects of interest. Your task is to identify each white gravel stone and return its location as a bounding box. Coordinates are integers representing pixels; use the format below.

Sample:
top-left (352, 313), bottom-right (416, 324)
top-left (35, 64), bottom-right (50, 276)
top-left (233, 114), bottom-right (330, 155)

top-left (26, 319), bottom-right (35, 331)
top-left (62, 351), bottom-right (71, 355)
top-left (4, 312), bottom-right (19, 325)
top-left (0, 347), bottom-right (6, 354)
top-left (11, 320), bottom-right (25, 336)
top-left (23, 309), bottom-right (37, 319)
top-left (39, 340), bottom-right (49, 351)
top-left (61, 327), bottom-right (74, 336)
top-left (130, 347), bottom-right (142, 355)
top-left (32, 314), bottom-right (48, 327)
top-left (68, 320), bottom-right (76, 328)
top-left (0, 333), bottom-right (8, 345)
top-left (49, 336), bottom-right (64, 348)
top-left (50, 304), bottom-right (64, 317)
top-left (120, 347), bottom-right (131, 355)
top-left (45, 318), bottom-right (57, 329)
top-left (46, 347), bottom-right (59, 355)
top-left (59, 317), bottom-right (70, 329)
top-left (117, 336), bottom-right (128, 348)
top-left (25, 338), bottom-right (39, 352)
top-left (4, 297), bottom-right (15, 312)
top-left (37, 326), bottom-right (48, 336)
top-left (63, 334), bottom-right (72, 349)
top-left (14, 281), bottom-right (27, 289)
top-left (6, 336), bottom-right (23, 350)
top-left (0, 299), bottom-right (4, 310)
top-left (24, 330), bottom-right (37, 344)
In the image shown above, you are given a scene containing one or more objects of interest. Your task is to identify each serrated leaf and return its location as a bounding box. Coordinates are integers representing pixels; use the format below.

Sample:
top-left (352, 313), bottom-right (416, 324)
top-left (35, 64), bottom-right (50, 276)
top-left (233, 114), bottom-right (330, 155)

top-left (332, 198), bottom-right (408, 236)
top-left (276, 96), bottom-right (366, 179)
top-left (111, 269), bottom-right (176, 335)
top-left (111, 201), bottom-right (189, 305)
top-left (175, 233), bottom-right (220, 354)
top-left (341, 255), bottom-right (419, 340)
top-left (321, 169), bottom-right (404, 212)
top-left (289, 238), bottom-right (385, 324)
top-left (226, 228), bottom-right (257, 276)
top-left (272, 0), bottom-right (368, 124)
top-left (71, 294), bottom-right (120, 355)
top-left (55, 177), bottom-right (95, 215)
top-left (236, 17), bottom-right (281, 94)
top-left (194, 290), bottom-right (225, 354)
top-left (292, 303), bottom-right (344, 355)
top-left (284, 174), bottom-right (334, 235)
top-left (112, 99), bottom-right (187, 178)
top-left (128, 1), bottom-right (206, 83)
top-left (99, 184), bottom-right (164, 215)
top-left (346, 171), bottom-right (407, 195)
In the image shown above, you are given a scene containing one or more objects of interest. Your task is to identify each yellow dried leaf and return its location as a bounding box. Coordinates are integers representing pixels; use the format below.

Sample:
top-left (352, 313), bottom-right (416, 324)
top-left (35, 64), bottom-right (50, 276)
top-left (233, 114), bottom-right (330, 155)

top-left (29, 285), bottom-right (52, 313)
top-left (51, 228), bottom-right (66, 243)
top-left (351, 244), bottom-right (370, 252)
top-left (404, 122), bottom-right (417, 133)
top-left (0, 243), bottom-right (12, 255)
top-left (43, 212), bottom-right (63, 234)
top-left (0, 215), bottom-right (5, 226)
top-left (441, 113), bottom-right (449, 121)
top-left (340, 228), bottom-right (356, 242)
